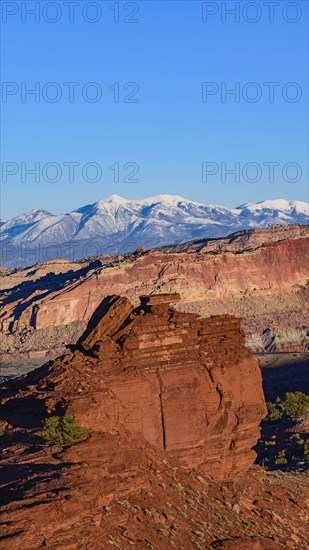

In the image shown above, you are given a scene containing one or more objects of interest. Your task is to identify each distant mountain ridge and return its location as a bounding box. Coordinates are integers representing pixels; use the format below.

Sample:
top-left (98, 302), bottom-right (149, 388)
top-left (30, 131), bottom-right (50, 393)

top-left (0, 194), bottom-right (308, 267)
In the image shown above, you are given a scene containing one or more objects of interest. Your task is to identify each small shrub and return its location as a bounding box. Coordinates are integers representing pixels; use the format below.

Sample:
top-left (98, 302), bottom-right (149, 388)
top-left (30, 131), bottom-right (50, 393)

top-left (284, 392), bottom-right (309, 418)
top-left (287, 435), bottom-right (305, 460)
top-left (290, 433), bottom-right (305, 446)
top-left (42, 414), bottom-right (84, 447)
top-left (266, 401), bottom-right (283, 422)
top-left (274, 450), bottom-right (288, 465)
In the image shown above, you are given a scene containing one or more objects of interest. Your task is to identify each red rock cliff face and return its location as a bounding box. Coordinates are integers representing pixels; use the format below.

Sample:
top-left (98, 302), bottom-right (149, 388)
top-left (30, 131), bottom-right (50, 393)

top-left (1, 294), bottom-right (266, 481)
top-left (6, 236), bottom-right (308, 332)
top-left (0, 225), bottom-right (308, 354)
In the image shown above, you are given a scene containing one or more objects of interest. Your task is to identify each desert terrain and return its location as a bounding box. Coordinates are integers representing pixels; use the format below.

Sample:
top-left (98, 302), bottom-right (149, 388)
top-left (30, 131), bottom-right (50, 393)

top-left (0, 225), bottom-right (308, 549)
top-left (0, 293), bottom-right (308, 549)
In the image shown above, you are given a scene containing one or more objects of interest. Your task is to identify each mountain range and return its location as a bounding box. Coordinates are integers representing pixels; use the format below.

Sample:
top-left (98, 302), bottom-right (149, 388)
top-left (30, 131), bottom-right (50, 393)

top-left (0, 194), bottom-right (308, 267)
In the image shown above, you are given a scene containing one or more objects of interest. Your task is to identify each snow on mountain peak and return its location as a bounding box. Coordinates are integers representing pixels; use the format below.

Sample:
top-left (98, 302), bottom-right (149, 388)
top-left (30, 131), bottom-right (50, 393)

top-left (139, 194), bottom-right (194, 205)
top-left (1, 195), bottom-right (308, 267)
top-left (238, 199), bottom-right (309, 215)
top-left (20, 208), bottom-right (52, 219)
top-left (97, 194), bottom-right (129, 206)
top-left (96, 193), bottom-right (200, 208)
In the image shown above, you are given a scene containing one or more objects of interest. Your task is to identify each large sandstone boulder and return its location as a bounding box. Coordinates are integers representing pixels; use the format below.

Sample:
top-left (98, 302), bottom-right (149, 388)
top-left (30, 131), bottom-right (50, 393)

top-left (0, 293), bottom-right (266, 480)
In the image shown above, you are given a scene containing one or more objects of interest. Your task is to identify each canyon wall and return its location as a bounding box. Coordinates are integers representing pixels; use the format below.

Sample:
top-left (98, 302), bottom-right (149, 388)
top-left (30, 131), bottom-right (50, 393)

top-left (0, 225), bottom-right (308, 354)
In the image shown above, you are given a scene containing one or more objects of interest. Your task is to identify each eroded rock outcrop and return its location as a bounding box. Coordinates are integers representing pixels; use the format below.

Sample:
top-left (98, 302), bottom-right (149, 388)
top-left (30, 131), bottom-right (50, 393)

top-left (1, 295), bottom-right (309, 549)
top-left (0, 293), bottom-right (266, 480)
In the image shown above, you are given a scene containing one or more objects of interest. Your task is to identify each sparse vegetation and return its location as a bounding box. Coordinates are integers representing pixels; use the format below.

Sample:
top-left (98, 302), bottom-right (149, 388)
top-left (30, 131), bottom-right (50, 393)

top-left (42, 414), bottom-right (85, 447)
top-left (284, 392), bottom-right (309, 418)
top-left (274, 450), bottom-right (288, 465)
top-left (259, 392), bottom-right (309, 470)
top-left (260, 431), bottom-right (309, 469)
top-left (266, 400), bottom-right (283, 421)
top-left (266, 392), bottom-right (309, 422)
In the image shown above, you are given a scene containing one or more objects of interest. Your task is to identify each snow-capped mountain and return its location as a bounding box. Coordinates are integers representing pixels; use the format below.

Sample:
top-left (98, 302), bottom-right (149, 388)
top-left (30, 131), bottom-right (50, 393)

top-left (0, 195), bottom-right (308, 267)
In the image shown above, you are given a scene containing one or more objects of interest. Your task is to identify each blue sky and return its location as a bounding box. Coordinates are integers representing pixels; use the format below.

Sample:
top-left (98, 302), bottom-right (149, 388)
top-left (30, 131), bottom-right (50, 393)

top-left (1, 0), bottom-right (308, 218)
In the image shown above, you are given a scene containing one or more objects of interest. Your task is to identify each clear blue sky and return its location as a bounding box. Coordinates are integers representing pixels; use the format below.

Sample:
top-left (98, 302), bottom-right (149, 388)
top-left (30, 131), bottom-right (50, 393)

top-left (1, 0), bottom-right (308, 218)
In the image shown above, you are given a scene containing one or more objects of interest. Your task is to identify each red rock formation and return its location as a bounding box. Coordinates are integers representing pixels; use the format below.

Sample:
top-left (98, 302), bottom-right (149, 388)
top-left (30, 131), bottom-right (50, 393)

top-left (0, 225), bottom-right (308, 354)
top-left (0, 294), bottom-right (266, 480)
top-left (0, 295), bottom-right (308, 549)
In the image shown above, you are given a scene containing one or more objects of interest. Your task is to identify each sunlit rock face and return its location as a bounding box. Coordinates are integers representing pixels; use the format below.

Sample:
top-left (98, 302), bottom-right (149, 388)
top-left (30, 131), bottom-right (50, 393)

top-left (1, 293), bottom-right (266, 481)
top-left (1, 225), bottom-right (308, 355)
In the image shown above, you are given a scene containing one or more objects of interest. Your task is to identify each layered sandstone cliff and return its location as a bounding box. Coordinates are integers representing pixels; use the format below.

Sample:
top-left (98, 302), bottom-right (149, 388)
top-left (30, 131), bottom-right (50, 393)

top-left (0, 225), bottom-right (308, 355)
top-left (0, 294), bottom-right (266, 479)
top-left (1, 295), bottom-right (308, 549)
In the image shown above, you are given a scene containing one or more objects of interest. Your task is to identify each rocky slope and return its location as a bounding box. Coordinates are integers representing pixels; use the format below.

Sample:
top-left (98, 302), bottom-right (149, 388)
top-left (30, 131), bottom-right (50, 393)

top-left (1, 437), bottom-right (308, 549)
top-left (0, 225), bottom-right (308, 356)
top-left (1, 294), bottom-right (308, 549)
